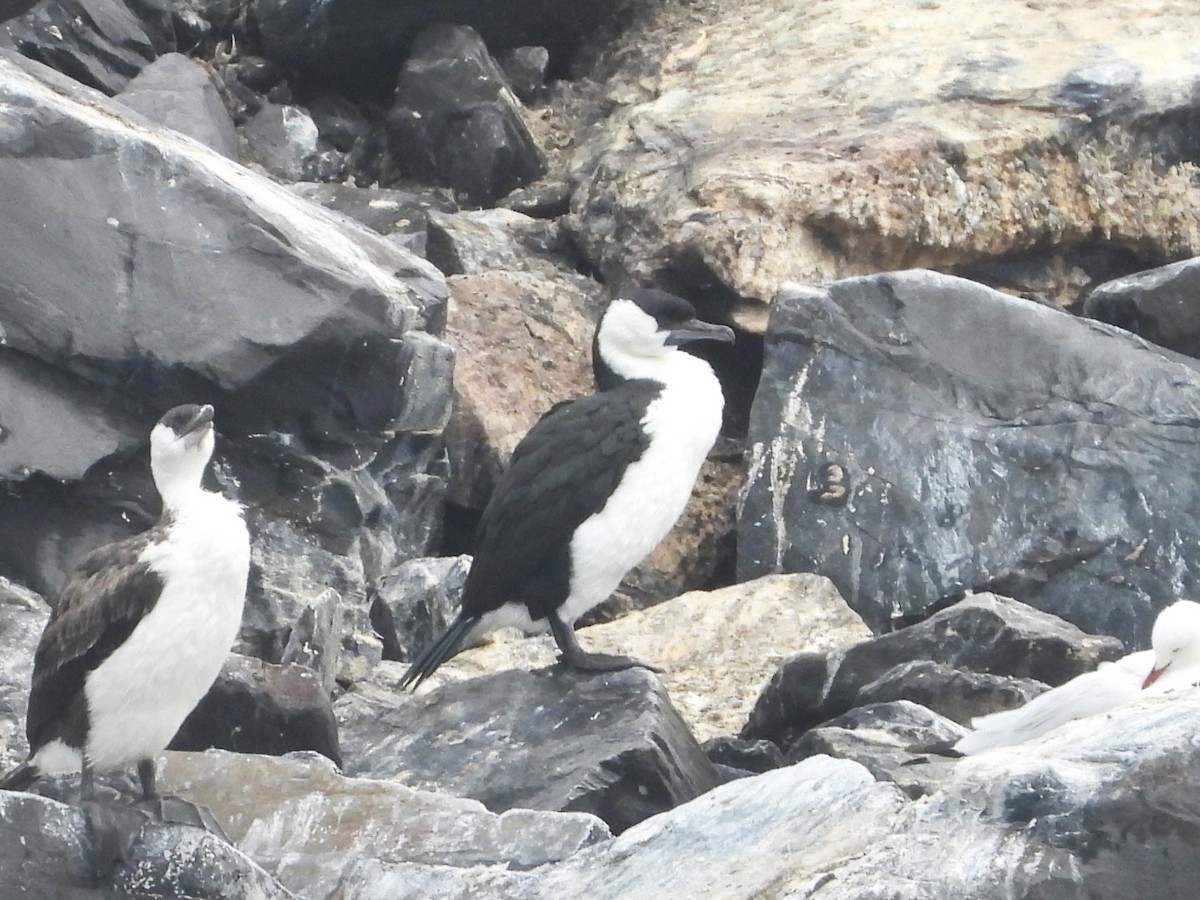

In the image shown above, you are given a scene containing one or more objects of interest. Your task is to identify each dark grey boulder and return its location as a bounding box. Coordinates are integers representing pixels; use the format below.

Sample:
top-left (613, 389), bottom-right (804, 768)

top-left (786, 700), bottom-right (963, 798)
top-left (248, 0), bottom-right (637, 97)
top-left (739, 270), bottom-right (1200, 645)
top-left (5, 0), bottom-right (173, 94)
top-left (855, 659), bottom-right (1047, 726)
top-left (701, 737), bottom-right (784, 775)
top-left (741, 595), bottom-right (1121, 750)
top-left (170, 654), bottom-right (342, 767)
top-left (289, 181), bottom-right (455, 256)
top-left (498, 46), bottom-right (550, 103)
top-left (118, 52), bottom-right (237, 157)
top-left (385, 24), bottom-right (546, 207)
top-left (823, 594), bottom-right (1122, 717)
top-left (280, 588), bottom-right (342, 695)
top-left (1083, 255), bottom-right (1200, 358)
top-left (337, 666), bottom-right (720, 834)
top-left (0, 577), bottom-right (47, 771)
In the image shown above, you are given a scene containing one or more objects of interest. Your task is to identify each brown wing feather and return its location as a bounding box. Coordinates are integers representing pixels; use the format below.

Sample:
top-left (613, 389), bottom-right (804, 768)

top-left (26, 524), bottom-right (168, 753)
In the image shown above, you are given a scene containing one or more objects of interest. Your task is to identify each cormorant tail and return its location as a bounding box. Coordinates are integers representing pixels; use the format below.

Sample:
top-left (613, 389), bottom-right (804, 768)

top-left (399, 614), bottom-right (478, 691)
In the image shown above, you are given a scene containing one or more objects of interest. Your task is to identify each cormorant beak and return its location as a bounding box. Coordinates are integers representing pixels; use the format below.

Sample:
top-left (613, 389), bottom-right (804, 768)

top-left (1142, 663), bottom-right (1168, 689)
top-left (181, 405), bottom-right (215, 442)
top-left (665, 319), bottom-right (736, 347)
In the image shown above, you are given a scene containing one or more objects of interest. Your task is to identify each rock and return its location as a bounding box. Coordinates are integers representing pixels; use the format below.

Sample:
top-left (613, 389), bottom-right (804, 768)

top-left (701, 737), bottom-right (784, 775)
top-left (525, 755), bottom-right (908, 900)
top-left (170, 654), bottom-right (342, 767)
top-left (812, 691), bottom-right (1200, 898)
top-left (786, 700), bottom-right (964, 798)
top-left (4, 0), bottom-right (173, 95)
top-left (741, 594), bottom-right (1121, 749)
top-left (118, 51), bottom-right (238, 157)
top-left (385, 24), bottom-right (546, 207)
top-left (336, 666), bottom-right (719, 834)
top-left (157, 749), bottom-right (609, 898)
top-left (248, 0), bottom-right (638, 97)
top-left (1083, 255), bottom-right (1200, 358)
top-left (738, 651), bottom-right (831, 747)
top-left (0, 577), bottom-right (48, 771)
top-left (288, 181), bottom-right (455, 254)
top-left (498, 46), bottom-right (549, 103)
top-left (823, 594), bottom-right (1123, 718)
top-left (443, 269), bottom-right (603, 510)
top-left (280, 588), bottom-right (342, 696)
top-left (371, 555), bottom-right (471, 664)
top-left (855, 660), bottom-right (1047, 726)
top-left (0, 789), bottom-right (293, 899)
top-left (565, 0), bottom-right (1200, 327)
top-left (427, 208), bottom-right (576, 277)
top-left (435, 573), bottom-right (872, 742)
top-left (738, 271), bottom-right (1200, 644)
top-left (241, 100), bottom-right (322, 181)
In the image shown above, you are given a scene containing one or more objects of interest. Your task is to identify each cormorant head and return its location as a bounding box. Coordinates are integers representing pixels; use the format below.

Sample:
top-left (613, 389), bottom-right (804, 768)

top-left (594, 288), bottom-right (734, 388)
top-left (150, 404), bottom-right (216, 509)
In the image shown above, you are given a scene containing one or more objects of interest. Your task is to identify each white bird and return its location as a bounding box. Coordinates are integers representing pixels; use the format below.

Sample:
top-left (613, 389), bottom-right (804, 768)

top-left (954, 600), bottom-right (1200, 755)
top-left (0, 404), bottom-right (249, 804)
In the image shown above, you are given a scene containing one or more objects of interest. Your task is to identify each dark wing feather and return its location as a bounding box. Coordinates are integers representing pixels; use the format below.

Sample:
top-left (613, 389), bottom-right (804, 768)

top-left (462, 380), bottom-right (659, 621)
top-left (26, 526), bottom-right (167, 752)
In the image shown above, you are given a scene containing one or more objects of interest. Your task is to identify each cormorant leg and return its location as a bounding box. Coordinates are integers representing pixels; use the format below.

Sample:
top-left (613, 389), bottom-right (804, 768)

top-left (80, 757), bottom-right (96, 803)
top-left (137, 758), bottom-right (157, 802)
top-left (548, 612), bottom-right (662, 674)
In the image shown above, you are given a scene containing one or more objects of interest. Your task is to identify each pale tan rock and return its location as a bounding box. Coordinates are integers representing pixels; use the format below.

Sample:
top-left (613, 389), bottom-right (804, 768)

top-left (427, 573), bottom-right (871, 742)
top-left (566, 0), bottom-right (1200, 326)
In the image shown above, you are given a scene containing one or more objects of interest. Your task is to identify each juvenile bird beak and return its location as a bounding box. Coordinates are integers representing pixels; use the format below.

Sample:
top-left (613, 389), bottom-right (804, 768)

top-left (1142, 664), bottom-right (1167, 689)
top-left (666, 319), bottom-right (735, 346)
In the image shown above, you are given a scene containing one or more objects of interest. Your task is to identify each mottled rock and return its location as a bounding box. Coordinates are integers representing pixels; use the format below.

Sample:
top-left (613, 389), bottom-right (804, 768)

top-left (739, 651), bottom-right (833, 747)
top-left (386, 25), bottom-right (546, 206)
top-left (436, 574), bottom-right (871, 742)
top-left (566, 0), bottom-right (1200, 326)
top-left (337, 666), bottom-right (718, 834)
top-left (171, 654), bottom-right (341, 767)
top-left (0, 789), bottom-right (292, 899)
top-left (787, 700), bottom-right (964, 798)
top-left (0, 577), bottom-right (47, 771)
top-left (427, 208), bottom-right (575, 277)
top-left (157, 750), bottom-right (609, 898)
top-left (1083, 255), bottom-right (1200, 358)
top-left (288, 182), bottom-right (455, 254)
top-left (280, 588), bottom-right (342, 695)
top-left (739, 271), bottom-right (1200, 644)
top-left (855, 660), bottom-right (1047, 726)
top-left (498, 46), bottom-right (549, 103)
top-left (118, 52), bottom-right (237, 157)
top-left (701, 737), bottom-right (784, 776)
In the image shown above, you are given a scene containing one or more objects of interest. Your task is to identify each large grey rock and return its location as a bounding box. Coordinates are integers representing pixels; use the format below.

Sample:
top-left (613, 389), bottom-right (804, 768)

top-left (118, 51), bottom-right (237, 157)
top-left (385, 25), bottom-right (546, 207)
top-left (855, 659), bottom-right (1047, 726)
top-left (157, 750), bottom-right (609, 899)
top-left (525, 755), bottom-right (908, 900)
top-left (0, 789), bottom-right (293, 899)
top-left (241, 101), bottom-right (322, 181)
top-left (1083, 255), bottom-right (1200, 358)
top-left (739, 271), bottom-right (1200, 645)
top-left (3, 0), bottom-right (173, 94)
top-left (563, 0), bottom-right (1200, 328)
top-left (336, 666), bottom-right (720, 834)
top-left (371, 554), bottom-right (471, 664)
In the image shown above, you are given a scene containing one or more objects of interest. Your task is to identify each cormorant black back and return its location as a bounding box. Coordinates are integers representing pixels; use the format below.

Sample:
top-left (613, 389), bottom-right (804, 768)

top-left (400, 289), bottom-right (734, 690)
